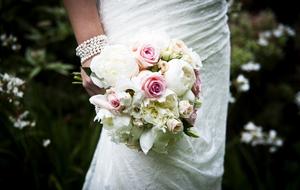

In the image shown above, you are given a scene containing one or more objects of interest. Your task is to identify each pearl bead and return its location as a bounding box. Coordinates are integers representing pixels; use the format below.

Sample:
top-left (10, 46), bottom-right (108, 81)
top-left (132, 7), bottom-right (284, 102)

top-left (75, 35), bottom-right (108, 63)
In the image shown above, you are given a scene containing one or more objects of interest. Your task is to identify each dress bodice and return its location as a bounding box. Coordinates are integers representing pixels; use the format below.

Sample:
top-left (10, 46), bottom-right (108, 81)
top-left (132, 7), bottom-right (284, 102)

top-left (98, 0), bottom-right (229, 61)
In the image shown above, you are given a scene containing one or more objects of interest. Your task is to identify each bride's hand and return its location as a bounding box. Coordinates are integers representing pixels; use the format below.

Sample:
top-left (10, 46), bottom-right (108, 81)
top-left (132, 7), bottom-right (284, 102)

top-left (81, 58), bottom-right (105, 96)
top-left (63, 0), bottom-right (106, 96)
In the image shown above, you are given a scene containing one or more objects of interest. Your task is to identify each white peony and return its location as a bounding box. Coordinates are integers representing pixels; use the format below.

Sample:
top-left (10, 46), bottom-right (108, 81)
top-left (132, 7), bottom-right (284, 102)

top-left (90, 45), bottom-right (139, 88)
top-left (164, 59), bottom-right (196, 96)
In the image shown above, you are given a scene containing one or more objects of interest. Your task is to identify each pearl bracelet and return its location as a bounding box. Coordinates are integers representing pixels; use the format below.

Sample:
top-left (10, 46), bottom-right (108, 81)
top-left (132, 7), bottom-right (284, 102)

top-left (75, 35), bottom-right (108, 64)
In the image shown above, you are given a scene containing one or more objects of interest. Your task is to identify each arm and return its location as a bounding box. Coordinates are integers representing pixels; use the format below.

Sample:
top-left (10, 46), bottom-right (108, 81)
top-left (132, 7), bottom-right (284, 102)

top-left (63, 0), bottom-right (104, 45)
top-left (63, 0), bottom-right (105, 95)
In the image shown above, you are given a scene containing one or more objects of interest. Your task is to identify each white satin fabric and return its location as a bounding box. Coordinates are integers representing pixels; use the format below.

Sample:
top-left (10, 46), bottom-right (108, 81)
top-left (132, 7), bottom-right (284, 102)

top-left (83, 0), bottom-right (230, 189)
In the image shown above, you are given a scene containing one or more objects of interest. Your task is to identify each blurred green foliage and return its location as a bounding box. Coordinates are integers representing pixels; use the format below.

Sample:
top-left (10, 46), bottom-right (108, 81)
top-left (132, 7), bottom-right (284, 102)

top-left (0, 0), bottom-right (100, 189)
top-left (0, 0), bottom-right (300, 190)
top-left (224, 2), bottom-right (300, 190)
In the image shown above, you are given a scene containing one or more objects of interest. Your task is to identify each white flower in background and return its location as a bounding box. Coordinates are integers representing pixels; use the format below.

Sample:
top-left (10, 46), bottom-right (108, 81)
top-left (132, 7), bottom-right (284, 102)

top-left (228, 91), bottom-right (236, 103)
top-left (236, 74), bottom-right (250, 92)
top-left (241, 61), bottom-right (261, 72)
top-left (0, 34), bottom-right (6, 41)
top-left (273, 24), bottom-right (285, 37)
top-left (261, 31), bottom-right (272, 38)
top-left (257, 24), bottom-right (296, 46)
top-left (257, 34), bottom-right (269, 46)
top-left (241, 122), bottom-right (283, 153)
top-left (42, 139), bottom-right (51, 147)
top-left (90, 45), bottom-right (139, 88)
top-left (295, 91), bottom-right (300, 107)
top-left (272, 24), bottom-right (296, 38)
top-left (0, 33), bottom-right (21, 51)
top-left (285, 26), bottom-right (296, 37)
top-left (0, 73), bottom-right (25, 98)
top-left (9, 110), bottom-right (35, 129)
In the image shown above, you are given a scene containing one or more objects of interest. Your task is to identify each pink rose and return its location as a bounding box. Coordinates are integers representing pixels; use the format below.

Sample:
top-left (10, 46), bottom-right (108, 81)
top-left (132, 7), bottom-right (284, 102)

top-left (141, 73), bottom-right (166, 98)
top-left (107, 92), bottom-right (121, 111)
top-left (133, 44), bottom-right (160, 69)
top-left (89, 90), bottom-right (122, 112)
top-left (192, 69), bottom-right (201, 97)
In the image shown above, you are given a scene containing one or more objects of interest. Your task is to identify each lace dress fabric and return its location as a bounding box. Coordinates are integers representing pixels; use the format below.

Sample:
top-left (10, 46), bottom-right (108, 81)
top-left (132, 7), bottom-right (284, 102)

top-left (83, 0), bottom-right (230, 189)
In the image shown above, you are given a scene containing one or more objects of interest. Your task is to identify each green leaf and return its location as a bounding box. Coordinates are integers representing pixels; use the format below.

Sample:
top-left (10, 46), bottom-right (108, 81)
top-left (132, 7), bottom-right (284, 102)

top-left (184, 128), bottom-right (200, 138)
top-left (82, 67), bottom-right (92, 76)
top-left (29, 67), bottom-right (42, 79)
top-left (45, 62), bottom-right (74, 75)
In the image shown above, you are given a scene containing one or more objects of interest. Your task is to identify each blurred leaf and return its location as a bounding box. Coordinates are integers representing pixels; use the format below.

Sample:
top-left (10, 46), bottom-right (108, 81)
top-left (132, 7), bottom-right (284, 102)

top-left (45, 62), bottom-right (73, 75)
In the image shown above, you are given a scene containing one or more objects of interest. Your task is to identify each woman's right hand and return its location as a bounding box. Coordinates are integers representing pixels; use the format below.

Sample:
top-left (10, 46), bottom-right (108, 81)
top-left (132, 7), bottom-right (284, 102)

top-left (81, 58), bottom-right (105, 96)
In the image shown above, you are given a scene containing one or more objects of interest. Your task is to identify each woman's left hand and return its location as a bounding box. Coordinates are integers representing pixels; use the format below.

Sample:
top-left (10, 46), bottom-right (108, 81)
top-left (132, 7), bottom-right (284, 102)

top-left (81, 58), bottom-right (105, 96)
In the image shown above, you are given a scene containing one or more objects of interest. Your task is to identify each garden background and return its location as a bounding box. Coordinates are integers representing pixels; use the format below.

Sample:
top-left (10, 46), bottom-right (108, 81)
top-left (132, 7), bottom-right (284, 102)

top-left (0, 0), bottom-right (299, 189)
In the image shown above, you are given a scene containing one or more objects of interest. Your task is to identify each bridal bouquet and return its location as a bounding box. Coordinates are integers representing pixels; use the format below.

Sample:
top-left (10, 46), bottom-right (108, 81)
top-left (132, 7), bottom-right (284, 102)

top-left (88, 30), bottom-right (202, 154)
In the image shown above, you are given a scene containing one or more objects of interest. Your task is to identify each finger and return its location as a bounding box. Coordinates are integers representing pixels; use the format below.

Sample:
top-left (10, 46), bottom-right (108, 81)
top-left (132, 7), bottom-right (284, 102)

top-left (80, 67), bottom-right (90, 79)
top-left (81, 68), bottom-right (104, 96)
top-left (85, 88), bottom-right (96, 96)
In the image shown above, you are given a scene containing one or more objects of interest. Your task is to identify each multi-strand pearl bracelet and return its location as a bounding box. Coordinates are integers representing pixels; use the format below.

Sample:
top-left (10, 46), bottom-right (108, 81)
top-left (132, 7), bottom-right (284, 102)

top-left (75, 34), bottom-right (108, 64)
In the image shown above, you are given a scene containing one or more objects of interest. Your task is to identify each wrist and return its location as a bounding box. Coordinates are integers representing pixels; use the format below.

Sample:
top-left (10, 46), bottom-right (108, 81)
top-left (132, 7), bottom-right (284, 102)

top-left (75, 34), bottom-right (108, 64)
top-left (81, 56), bottom-right (93, 67)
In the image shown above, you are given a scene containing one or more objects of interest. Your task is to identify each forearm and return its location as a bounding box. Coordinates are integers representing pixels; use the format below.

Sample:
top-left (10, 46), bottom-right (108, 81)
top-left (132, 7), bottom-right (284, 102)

top-left (63, 0), bottom-right (104, 44)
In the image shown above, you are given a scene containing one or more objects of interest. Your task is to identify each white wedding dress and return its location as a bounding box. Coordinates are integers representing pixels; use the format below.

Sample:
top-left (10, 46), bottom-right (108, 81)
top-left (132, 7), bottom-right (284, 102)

top-left (83, 0), bottom-right (230, 189)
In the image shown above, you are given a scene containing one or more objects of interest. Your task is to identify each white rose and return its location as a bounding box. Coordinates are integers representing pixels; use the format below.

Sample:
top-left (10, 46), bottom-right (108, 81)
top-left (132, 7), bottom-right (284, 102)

top-left (161, 39), bottom-right (188, 61)
top-left (166, 118), bottom-right (183, 134)
top-left (189, 50), bottom-right (203, 69)
top-left (164, 59), bottom-right (196, 96)
top-left (181, 49), bottom-right (203, 70)
top-left (90, 45), bottom-right (139, 88)
top-left (178, 100), bottom-right (194, 118)
top-left (181, 90), bottom-right (195, 103)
